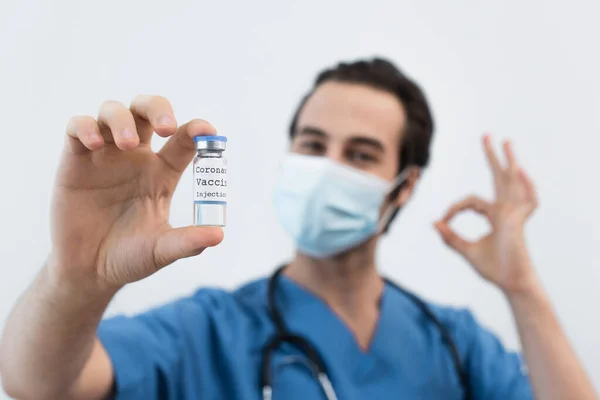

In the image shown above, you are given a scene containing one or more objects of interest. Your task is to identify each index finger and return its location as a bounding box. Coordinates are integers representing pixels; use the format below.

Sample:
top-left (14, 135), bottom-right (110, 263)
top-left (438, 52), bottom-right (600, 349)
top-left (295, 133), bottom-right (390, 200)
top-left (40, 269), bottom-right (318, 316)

top-left (441, 195), bottom-right (491, 223)
top-left (503, 140), bottom-right (518, 174)
top-left (157, 119), bottom-right (217, 174)
top-left (130, 95), bottom-right (177, 143)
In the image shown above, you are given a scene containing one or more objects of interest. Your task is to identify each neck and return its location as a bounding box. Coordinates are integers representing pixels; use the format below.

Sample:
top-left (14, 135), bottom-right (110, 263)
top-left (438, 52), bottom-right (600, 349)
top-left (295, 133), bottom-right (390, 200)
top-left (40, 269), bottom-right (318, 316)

top-left (285, 237), bottom-right (384, 350)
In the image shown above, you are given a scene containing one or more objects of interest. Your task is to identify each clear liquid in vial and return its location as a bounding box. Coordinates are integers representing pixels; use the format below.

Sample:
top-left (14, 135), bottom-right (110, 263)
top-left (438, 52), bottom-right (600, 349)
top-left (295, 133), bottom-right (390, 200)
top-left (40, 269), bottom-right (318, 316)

top-left (193, 138), bottom-right (227, 227)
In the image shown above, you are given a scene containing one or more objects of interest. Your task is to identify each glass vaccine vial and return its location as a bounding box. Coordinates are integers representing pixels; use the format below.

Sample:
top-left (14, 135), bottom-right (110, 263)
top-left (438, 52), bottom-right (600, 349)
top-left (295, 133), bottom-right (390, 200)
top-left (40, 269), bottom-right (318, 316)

top-left (193, 135), bottom-right (227, 226)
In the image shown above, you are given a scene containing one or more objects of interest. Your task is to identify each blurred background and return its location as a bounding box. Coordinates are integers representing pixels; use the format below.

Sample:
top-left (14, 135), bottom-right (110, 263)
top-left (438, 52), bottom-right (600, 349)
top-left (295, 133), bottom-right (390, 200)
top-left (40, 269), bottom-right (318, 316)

top-left (1, 0), bottom-right (599, 396)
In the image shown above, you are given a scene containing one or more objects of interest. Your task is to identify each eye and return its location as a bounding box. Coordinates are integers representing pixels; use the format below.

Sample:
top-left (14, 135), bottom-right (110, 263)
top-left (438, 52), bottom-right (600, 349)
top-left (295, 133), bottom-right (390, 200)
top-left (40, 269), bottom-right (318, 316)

top-left (299, 140), bottom-right (326, 155)
top-left (348, 149), bottom-right (378, 164)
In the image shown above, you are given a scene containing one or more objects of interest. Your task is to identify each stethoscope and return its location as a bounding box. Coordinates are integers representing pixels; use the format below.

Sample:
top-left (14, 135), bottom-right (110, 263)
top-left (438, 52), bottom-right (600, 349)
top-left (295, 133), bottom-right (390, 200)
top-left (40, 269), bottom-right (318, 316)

top-left (260, 266), bottom-right (471, 400)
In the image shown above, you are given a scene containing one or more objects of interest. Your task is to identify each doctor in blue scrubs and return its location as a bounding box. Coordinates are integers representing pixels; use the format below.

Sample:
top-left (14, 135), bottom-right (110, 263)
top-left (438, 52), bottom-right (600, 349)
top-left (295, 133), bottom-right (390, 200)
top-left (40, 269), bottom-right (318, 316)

top-left (1, 58), bottom-right (597, 400)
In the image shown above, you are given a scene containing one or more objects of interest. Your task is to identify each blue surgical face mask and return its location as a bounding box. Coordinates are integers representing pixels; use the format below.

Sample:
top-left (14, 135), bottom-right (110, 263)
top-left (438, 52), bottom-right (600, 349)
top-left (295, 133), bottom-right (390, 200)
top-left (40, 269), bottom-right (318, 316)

top-left (273, 154), bottom-right (411, 258)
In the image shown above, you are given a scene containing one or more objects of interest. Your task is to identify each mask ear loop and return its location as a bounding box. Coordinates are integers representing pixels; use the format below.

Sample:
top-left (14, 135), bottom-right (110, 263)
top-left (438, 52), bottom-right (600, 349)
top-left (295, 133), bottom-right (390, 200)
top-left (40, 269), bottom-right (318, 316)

top-left (378, 166), bottom-right (417, 234)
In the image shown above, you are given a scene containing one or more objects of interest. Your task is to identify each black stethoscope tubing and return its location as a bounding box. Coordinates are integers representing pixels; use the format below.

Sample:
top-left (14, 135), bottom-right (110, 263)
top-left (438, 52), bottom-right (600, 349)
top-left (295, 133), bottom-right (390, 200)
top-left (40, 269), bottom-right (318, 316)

top-left (260, 266), bottom-right (471, 400)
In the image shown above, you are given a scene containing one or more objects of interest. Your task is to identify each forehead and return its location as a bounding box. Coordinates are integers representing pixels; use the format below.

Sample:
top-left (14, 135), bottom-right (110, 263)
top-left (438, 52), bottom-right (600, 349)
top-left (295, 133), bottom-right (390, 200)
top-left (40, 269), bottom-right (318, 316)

top-left (297, 81), bottom-right (407, 147)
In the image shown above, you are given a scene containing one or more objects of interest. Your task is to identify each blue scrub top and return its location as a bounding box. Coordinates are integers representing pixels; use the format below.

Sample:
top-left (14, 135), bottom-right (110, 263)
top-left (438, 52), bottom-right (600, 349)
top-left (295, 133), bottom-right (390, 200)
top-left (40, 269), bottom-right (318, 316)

top-left (98, 275), bottom-right (533, 399)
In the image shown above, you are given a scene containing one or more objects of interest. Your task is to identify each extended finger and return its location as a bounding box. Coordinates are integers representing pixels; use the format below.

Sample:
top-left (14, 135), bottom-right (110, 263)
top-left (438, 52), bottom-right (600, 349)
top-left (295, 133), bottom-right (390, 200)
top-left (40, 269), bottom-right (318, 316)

top-left (130, 95), bottom-right (177, 143)
top-left (153, 226), bottom-right (224, 269)
top-left (66, 116), bottom-right (103, 154)
top-left (97, 100), bottom-right (139, 150)
top-left (503, 140), bottom-right (518, 174)
top-left (442, 195), bottom-right (492, 223)
top-left (158, 119), bottom-right (218, 174)
top-left (483, 134), bottom-right (502, 175)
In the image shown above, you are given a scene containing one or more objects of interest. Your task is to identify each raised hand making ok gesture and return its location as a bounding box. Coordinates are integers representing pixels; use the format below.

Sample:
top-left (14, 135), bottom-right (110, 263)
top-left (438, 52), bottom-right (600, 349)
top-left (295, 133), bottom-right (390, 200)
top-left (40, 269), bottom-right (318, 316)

top-left (435, 135), bottom-right (539, 294)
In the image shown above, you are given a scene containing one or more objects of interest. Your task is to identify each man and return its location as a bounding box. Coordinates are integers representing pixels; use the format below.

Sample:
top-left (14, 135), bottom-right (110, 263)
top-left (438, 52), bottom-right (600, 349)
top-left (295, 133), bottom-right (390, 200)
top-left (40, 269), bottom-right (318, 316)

top-left (0, 58), bottom-right (596, 399)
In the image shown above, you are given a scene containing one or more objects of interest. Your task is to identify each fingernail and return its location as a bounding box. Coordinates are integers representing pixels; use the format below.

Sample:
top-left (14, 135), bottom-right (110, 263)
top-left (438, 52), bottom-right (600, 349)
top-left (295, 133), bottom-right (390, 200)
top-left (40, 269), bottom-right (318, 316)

top-left (121, 128), bottom-right (135, 139)
top-left (88, 131), bottom-right (101, 142)
top-left (158, 115), bottom-right (174, 126)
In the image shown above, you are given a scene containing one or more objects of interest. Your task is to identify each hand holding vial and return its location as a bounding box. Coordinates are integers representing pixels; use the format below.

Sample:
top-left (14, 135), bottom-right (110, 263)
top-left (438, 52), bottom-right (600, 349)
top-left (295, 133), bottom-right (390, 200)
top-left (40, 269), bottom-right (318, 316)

top-left (51, 95), bottom-right (224, 293)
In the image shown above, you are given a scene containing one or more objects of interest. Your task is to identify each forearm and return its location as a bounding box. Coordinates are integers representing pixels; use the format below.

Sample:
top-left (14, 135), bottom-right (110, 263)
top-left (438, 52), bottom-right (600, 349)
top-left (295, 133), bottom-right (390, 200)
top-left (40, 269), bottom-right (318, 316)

top-left (507, 276), bottom-right (598, 400)
top-left (0, 261), bottom-right (116, 399)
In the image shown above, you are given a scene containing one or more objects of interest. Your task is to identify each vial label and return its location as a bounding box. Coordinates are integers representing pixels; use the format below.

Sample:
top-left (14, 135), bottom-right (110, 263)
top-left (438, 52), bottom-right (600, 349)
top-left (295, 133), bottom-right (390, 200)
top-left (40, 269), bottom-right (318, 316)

top-left (194, 158), bottom-right (227, 204)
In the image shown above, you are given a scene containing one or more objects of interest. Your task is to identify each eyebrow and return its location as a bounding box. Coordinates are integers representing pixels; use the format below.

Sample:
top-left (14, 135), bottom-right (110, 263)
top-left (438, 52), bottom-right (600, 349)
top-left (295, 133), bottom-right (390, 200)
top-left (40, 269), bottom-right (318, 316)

top-left (298, 126), bottom-right (327, 138)
top-left (348, 137), bottom-right (385, 152)
top-left (298, 125), bottom-right (385, 152)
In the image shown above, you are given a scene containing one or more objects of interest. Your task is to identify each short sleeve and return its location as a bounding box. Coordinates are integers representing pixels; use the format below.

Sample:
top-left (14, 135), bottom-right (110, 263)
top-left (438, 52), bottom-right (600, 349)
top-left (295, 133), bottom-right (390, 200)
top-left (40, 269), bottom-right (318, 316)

top-left (97, 288), bottom-right (233, 400)
top-left (445, 309), bottom-right (534, 400)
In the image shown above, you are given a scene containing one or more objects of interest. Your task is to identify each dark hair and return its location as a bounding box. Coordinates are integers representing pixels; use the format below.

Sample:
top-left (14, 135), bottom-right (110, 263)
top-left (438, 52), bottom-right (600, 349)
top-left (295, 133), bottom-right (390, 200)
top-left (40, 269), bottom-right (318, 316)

top-left (289, 57), bottom-right (435, 173)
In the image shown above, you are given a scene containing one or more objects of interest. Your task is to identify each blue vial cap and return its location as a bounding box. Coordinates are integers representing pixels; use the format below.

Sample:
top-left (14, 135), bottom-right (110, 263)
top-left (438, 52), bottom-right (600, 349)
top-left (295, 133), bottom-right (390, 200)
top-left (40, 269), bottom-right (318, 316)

top-left (193, 135), bottom-right (227, 143)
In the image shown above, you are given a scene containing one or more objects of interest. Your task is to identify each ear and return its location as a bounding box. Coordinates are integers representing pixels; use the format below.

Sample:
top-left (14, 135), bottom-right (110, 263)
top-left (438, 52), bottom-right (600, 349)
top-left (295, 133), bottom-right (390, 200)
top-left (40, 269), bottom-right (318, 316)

top-left (392, 167), bottom-right (421, 208)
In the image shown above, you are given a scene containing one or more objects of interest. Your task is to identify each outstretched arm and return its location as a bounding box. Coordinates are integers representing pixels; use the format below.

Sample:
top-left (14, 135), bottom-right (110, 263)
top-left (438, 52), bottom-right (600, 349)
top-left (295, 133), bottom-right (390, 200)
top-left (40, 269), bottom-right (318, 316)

top-left (0, 96), bottom-right (223, 400)
top-left (435, 135), bottom-right (597, 399)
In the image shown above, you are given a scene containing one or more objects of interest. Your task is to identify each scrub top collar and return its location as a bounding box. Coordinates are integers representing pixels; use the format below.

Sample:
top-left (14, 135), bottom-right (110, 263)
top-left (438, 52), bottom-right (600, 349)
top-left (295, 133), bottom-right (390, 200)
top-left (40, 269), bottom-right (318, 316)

top-left (275, 274), bottom-right (402, 382)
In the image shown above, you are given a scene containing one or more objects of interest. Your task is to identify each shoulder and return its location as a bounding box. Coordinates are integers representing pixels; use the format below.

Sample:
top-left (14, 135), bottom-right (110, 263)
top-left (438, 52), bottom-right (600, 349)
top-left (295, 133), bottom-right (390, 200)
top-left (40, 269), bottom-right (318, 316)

top-left (384, 281), bottom-right (478, 335)
top-left (383, 282), bottom-right (501, 358)
top-left (193, 276), bottom-right (270, 310)
top-left (423, 301), bottom-right (496, 356)
top-left (425, 303), bottom-right (514, 361)
top-left (386, 284), bottom-right (522, 364)
top-left (189, 277), bottom-right (273, 332)
top-left (182, 276), bottom-right (271, 322)
top-left (424, 303), bottom-right (531, 398)
top-left (97, 279), bottom-right (272, 398)
top-left (427, 303), bottom-right (481, 342)
top-left (98, 277), bottom-right (273, 366)
top-left (100, 277), bottom-right (271, 338)
top-left (231, 276), bottom-right (270, 307)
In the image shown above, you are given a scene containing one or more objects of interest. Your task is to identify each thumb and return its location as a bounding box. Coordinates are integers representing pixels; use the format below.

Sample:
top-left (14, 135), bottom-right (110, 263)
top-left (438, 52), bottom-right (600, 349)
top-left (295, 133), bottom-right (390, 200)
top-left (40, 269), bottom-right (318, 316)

top-left (434, 221), bottom-right (471, 257)
top-left (153, 226), bottom-right (224, 268)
